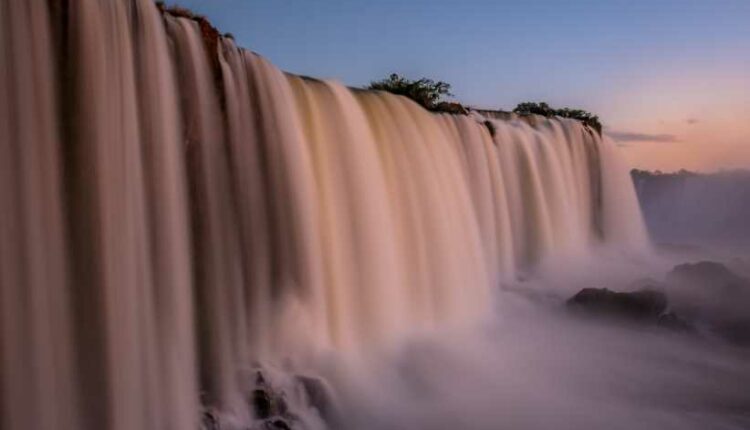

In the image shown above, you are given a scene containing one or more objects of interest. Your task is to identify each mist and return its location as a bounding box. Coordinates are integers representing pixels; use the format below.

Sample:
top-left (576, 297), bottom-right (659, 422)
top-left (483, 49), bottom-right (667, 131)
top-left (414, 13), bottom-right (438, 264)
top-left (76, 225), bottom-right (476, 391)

top-left (634, 169), bottom-right (750, 252)
top-left (241, 250), bottom-right (750, 430)
top-left (294, 252), bottom-right (748, 430)
top-left (2, 2), bottom-right (749, 430)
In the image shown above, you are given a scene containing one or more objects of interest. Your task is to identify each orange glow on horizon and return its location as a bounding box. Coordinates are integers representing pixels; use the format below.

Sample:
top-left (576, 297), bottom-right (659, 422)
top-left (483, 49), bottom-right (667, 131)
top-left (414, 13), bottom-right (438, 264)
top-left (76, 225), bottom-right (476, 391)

top-left (604, 68), bottom-right (750, 172)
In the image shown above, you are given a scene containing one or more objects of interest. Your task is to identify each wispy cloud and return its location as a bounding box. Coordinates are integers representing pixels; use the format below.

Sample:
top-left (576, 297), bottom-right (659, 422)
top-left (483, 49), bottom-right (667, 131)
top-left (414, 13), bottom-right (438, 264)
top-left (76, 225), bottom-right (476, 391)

top-left (607, 131), bottom-right (680, 143)
top-left (686, 118), bottom-right (699, 125)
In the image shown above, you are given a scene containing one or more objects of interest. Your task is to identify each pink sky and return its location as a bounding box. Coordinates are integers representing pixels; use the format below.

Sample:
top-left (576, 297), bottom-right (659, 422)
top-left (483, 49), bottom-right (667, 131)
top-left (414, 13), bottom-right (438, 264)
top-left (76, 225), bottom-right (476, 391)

top-left (604, 66), bottom-right (749, 172)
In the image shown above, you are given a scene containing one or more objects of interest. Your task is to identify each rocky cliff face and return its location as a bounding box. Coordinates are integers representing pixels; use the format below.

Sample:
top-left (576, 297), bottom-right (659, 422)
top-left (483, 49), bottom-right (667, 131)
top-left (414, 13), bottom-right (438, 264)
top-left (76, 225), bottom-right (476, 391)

top-left (633, 169), bottom-right (750, 250)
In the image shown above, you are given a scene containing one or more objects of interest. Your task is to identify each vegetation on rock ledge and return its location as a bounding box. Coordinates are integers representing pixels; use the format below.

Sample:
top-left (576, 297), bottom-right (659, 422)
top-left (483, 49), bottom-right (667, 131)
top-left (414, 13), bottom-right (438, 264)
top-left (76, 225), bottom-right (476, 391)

top-left (367, 74), bottom-right (467, 114)
top-left (152, 5), bottom-right (603, 134)
top-left (367, 75), bottom-right (603, 134)
top-left (513, 102), bottom-right (602, 135)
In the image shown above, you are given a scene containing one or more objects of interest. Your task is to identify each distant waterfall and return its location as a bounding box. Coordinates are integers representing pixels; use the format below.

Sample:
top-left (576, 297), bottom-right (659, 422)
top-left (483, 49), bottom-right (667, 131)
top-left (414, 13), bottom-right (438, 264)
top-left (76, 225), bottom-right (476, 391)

top-left (0, 1), bottom-right (649, 429)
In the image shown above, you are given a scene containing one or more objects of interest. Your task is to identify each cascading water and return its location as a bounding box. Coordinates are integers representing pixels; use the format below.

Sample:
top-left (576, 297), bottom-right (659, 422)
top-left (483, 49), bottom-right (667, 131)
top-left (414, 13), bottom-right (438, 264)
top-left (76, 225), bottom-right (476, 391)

top-left (0, 1), bottom-right (651, 429)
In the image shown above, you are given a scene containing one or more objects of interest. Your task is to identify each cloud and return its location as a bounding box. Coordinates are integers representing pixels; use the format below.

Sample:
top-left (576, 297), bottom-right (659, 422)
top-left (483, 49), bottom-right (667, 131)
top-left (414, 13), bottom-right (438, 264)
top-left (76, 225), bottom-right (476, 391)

top-left (607, 131), bottom-right (680, 143)
top-left (686, 118), bottom-right (699, 125)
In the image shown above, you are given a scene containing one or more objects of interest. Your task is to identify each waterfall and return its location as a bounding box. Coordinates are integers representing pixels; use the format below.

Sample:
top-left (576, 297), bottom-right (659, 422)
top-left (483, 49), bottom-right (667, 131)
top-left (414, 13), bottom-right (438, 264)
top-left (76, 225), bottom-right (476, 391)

top-left (0, 1), bottom-right (649, 429)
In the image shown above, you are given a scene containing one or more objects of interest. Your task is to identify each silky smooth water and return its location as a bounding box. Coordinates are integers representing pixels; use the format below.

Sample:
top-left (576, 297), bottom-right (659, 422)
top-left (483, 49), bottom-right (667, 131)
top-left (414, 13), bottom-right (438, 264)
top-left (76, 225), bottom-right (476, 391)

top-left (0, 1), bottom-right (652, 429)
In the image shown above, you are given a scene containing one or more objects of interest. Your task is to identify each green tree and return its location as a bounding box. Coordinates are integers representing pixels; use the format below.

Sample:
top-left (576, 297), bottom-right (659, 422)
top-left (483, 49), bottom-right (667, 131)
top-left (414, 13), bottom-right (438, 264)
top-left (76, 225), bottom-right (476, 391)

top-left (513, 102), bottom-right (556, 117)
top-left (368, 74), bottom-right (454, 111)
top-left (513, 102), bottom-right (602, 134)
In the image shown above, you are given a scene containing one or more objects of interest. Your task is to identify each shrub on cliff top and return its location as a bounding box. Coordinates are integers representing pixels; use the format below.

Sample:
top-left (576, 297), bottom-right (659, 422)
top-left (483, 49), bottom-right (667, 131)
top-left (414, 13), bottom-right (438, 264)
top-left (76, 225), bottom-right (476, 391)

top-left (513, 102), bottom-right (602, 134)
top-left (368, 74), bottom-right (462, 113)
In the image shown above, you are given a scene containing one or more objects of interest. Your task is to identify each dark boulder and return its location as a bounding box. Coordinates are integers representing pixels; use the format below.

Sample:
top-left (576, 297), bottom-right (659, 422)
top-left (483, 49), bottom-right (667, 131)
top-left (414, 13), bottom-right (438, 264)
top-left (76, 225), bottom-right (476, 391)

top-left (567, 288), bottom-right (667, 322)
top-left (247, 369), bottom-right (341, 428)
top-left (250, 370), bottom-right (289, 420)
top-left (252, 388), bottom-right (273, 419)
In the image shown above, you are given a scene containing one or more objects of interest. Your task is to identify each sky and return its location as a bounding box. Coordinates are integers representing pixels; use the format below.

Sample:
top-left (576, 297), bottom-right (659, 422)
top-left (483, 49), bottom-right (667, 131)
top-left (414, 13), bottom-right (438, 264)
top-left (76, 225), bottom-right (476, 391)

top-left (168, 0), bottom-right (750, 172)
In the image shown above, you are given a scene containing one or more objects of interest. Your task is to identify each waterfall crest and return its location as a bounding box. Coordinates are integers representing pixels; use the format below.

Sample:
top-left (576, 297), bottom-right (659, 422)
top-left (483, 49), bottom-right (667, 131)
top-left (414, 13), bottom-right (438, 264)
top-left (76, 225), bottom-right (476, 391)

top-left (0, 1), bottom-right (648, 428)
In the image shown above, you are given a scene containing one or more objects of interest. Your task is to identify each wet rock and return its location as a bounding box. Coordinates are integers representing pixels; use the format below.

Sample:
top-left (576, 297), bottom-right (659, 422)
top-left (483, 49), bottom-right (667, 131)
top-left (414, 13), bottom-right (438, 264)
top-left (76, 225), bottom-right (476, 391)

top-left (296, 375), bottom-right (340, 427)
top-left (248, 369), bottom-right (339, 428)
top-left (264, 418), bottom-right (292, 430)
top-left (567, 288), bottom-right (667, 322)
top-left (201, 408), bottom-right (220, 430)
top-left (251, 388), bottom-right (289, 420)
top-left (251, 370), bottom-right (287, 419)
top-left (252, 388), bottom-right (273, 419)
top-left (483, 120), bottom-right (496, 138)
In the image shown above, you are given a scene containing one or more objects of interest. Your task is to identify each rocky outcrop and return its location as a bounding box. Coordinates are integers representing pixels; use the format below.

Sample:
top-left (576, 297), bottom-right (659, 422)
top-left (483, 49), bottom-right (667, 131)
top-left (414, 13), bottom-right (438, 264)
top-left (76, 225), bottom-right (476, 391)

top-left (566, 260), bottom-right (750, 347)
top-left (667, 261), bottom-right (750, 291)
top-left (249, 371), bottom-right (294, 429)
top-left (567, 288), bottom-right (668, 322)
top-left (157, 2), bottom-right (227, 110)
top-left (666, 261), bottom-right (750, 346)
top-left (632, 170), bottom-right (750, 249)
top-left (197, 369), bottom-right (339, 430)
top-left (432, 101), bottom-right (469, 115)
top-left (249, 371), bottom-right (341, 429)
